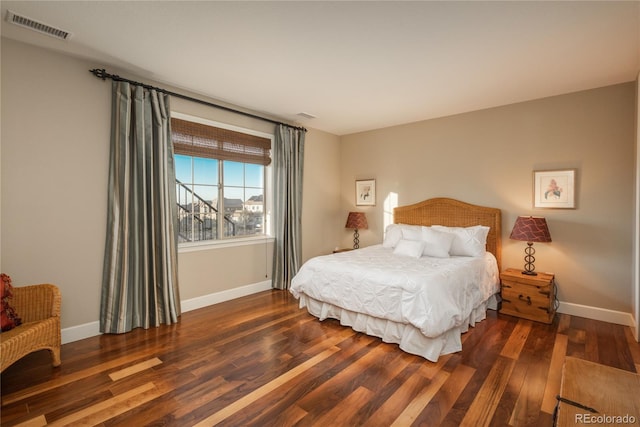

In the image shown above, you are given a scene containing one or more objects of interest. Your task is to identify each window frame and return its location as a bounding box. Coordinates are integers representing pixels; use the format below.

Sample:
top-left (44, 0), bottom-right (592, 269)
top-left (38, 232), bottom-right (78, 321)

top-left (172, 112), bottom-right (274, 252)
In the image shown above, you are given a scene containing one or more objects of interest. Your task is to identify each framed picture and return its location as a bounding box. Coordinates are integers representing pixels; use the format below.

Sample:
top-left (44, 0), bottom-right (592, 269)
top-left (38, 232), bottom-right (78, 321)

top-left (355, 179), bottom-right (376, 206)
top-left (533, 169), bottom-right (576, 209)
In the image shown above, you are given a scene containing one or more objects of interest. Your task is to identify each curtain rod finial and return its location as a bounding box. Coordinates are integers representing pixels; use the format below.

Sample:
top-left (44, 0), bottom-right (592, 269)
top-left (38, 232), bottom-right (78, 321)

top-left (89, 68), bottom-right (107, 80)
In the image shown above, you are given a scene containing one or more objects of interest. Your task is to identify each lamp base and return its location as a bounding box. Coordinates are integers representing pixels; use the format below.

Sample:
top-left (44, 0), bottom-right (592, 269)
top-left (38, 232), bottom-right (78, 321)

top-left (522, 242), bottom-right (538, 276)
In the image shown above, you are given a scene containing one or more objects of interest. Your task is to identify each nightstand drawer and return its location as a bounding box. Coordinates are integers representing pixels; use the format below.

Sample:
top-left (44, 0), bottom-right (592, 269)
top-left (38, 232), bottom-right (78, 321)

top-left (501, 285), bottom-right (554, 323)
top-left (333, 248), bottom-right (353, 254)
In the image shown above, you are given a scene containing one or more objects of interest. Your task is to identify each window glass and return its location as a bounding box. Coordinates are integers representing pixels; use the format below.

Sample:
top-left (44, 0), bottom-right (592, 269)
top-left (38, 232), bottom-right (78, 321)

top-left (193, 157), bottom-right (218, 186)
top-left (245, 163), bottom-right (264, 188)
top-left (174, 154), bottom-right (192, 184)
top-left (173, 122), bottom-right (269, 244)
top-left (223, 161), bottom-right (244, 187)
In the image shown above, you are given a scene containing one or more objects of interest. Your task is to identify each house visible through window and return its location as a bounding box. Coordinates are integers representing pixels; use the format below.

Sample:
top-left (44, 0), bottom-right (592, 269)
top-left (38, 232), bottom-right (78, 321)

top-left (171, 117), bottom-right (271, 244)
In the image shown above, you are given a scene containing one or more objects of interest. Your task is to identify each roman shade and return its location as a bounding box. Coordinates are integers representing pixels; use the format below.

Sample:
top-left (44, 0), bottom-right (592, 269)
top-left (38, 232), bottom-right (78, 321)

top-left (171, 118), bottom-right (271, 166)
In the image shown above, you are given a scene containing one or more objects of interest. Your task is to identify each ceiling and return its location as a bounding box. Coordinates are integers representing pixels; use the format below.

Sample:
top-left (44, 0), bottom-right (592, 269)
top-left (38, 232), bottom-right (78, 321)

top-left (1, 1), bottom-right (639, 136)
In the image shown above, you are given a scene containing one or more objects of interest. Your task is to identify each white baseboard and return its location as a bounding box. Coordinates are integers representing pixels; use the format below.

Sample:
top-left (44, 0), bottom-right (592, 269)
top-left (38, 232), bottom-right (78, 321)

top-left (630, 313), bottom-right (639, 342)
top-left (557, 301), bottom-right (635, 327)
top-left (61, 280), bottom-right (273, 344)
top-left (61, 321), bottom-right (101, 344)
top-left (180, 280), bottom-right (272, 313)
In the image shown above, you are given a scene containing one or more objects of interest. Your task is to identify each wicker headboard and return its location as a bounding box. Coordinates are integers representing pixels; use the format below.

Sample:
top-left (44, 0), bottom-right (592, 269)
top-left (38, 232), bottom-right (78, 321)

top-left (393, 198), bottom-right (502, 270)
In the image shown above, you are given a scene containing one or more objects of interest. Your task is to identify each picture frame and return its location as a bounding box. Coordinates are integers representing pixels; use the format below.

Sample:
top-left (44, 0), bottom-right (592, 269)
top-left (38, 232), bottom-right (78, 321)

top-left (533, 169), bottom-right (576, 209)
top-left (355, 179), bottom-right (376, 206)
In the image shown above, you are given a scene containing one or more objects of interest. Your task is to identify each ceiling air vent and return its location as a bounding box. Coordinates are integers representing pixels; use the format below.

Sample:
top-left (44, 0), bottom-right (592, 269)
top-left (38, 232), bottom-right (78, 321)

top-left (5, 10), bottom-right (72, 40)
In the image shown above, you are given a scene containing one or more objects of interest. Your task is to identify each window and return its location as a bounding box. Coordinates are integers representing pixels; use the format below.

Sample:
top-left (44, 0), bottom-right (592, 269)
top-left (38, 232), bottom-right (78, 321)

top-left (172, 116), bottom-right (272, 244)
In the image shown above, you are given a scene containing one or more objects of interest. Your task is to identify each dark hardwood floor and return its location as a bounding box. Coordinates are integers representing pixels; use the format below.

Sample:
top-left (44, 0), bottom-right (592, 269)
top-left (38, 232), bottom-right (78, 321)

top-left (2, 290), bottom-right (639, 426)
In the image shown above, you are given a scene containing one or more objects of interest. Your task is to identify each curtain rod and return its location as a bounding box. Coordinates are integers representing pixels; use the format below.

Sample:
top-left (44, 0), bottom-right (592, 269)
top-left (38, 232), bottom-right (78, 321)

top-left (89, 68), bottom-right (307, 132)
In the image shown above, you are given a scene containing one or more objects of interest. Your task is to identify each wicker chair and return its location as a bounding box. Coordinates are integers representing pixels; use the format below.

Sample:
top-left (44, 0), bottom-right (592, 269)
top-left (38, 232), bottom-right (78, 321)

top-left (1, 284), bottom-right (62, 372)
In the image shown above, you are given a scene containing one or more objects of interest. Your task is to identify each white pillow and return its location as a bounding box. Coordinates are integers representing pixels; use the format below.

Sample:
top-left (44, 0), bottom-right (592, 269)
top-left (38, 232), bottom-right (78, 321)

top-left (400, 224), bottom-right (423, 241)
top-left (393, 239), bottom-right (425, 259)
top-left (382, 224), bottom-right (403, 248)
top-left (421, 227), bottom-right (455, 258)
top-left (432, 225), bottom-right (490, 257)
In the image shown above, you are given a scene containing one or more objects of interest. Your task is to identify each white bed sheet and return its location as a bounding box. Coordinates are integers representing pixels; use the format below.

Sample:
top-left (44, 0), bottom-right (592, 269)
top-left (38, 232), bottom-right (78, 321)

top-left (290, 245), bottom-right (500, 361)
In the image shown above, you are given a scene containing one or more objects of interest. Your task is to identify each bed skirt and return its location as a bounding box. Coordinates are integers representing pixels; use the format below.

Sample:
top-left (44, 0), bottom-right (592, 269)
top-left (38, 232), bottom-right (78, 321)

top-left (296, 293), bottom-right (499, 362)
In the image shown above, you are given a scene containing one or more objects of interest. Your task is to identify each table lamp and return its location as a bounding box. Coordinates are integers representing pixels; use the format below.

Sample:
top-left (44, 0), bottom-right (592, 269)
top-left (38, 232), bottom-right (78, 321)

top-left (509, 216), bottom-right (552, 276)
top-left (345, 212), bottom-right (368, 249)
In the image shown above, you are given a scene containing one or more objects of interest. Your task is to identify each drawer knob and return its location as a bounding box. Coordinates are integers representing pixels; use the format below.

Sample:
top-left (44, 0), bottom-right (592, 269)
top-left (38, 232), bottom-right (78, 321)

top-left (519, 294), bottom-right (532, 305)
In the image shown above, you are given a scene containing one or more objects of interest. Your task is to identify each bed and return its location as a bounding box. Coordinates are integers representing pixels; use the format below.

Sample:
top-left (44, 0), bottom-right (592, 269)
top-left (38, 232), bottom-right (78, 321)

top-left (290, 198), bottom-right (502, 362)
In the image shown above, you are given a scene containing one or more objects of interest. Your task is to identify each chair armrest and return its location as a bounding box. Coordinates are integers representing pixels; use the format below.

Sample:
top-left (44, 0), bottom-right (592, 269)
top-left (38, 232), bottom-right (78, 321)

top-left (11, 284), bottom-right (61, 323)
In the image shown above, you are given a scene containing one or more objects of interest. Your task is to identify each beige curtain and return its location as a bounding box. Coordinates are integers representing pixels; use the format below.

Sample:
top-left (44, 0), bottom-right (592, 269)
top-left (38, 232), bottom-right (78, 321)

top-left (272, 124), bottom-right (306, 290)
top-left (100, 81), bottom-right (181, 333)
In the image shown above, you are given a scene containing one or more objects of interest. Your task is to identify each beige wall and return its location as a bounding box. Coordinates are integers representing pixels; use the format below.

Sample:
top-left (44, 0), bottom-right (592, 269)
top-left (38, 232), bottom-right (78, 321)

top-left (1, 39), bottom-right (110, 328)
top-left (0, 38), bottom-right (340, 330)
top-left (301, 128), bottom-right (342, 261)
top-left (2, 37), bottom-right (636, 334)
top-left (340, 83), bottom-right (636, 314)
top-left (634, 74), bottom-right (639, 339)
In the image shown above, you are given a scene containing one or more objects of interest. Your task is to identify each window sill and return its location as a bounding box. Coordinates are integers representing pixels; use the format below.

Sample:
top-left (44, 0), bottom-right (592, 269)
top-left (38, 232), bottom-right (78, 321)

top-left (178, 235), bottom-right (275, 253)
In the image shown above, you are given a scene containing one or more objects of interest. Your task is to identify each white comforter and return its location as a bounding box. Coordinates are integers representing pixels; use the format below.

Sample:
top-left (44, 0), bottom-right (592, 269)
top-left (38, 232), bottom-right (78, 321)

top-left (290, 245), bottom-right (499, 338)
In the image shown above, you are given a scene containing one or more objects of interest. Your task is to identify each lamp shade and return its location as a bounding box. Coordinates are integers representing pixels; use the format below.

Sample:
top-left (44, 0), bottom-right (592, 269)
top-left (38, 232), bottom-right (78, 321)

top-left (345, 212), bottom-right (368, 230)
top-left (509, 216), bottom-right (552, 243)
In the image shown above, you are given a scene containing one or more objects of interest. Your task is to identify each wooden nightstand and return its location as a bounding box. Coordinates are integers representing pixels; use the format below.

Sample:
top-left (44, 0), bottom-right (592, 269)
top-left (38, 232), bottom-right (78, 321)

top-left (499, 268), bottom-right (556, 324)
top-left (332, 248), bottom-right (353, 254)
